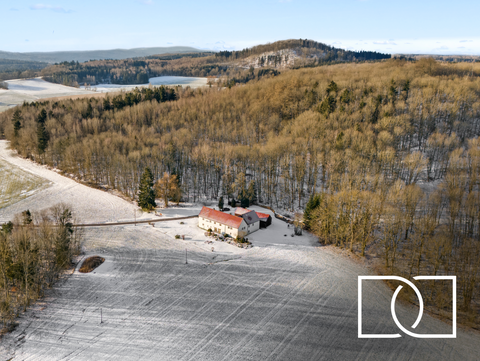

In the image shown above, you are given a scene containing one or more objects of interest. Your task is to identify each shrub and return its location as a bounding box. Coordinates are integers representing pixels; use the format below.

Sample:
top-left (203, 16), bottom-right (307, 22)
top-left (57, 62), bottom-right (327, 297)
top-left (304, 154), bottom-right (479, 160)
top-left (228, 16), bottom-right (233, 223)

top-left (235, 236), bottom-right (251, 245)
top-left (175, 234), bottom-right (181, 239)
top-left (79, 256), bottom-right (105, 273)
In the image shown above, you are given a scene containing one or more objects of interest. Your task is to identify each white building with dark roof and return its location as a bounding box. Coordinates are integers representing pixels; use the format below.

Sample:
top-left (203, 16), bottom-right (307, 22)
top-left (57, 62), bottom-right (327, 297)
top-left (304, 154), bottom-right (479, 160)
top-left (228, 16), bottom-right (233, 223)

top-left (234, 207), bottom-right (260, 234)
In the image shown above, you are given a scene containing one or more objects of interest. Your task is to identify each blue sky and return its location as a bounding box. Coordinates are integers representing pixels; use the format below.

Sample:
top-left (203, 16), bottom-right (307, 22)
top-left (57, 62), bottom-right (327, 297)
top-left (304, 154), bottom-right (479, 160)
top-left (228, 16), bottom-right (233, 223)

top-left (2, 0), bottom-right (479, 55)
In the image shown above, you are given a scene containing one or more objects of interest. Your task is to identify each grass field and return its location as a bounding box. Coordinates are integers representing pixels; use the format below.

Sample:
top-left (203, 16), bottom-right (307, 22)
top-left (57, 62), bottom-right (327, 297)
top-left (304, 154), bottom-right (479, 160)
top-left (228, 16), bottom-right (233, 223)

top-left (0, 158), bottom-right (49, 209)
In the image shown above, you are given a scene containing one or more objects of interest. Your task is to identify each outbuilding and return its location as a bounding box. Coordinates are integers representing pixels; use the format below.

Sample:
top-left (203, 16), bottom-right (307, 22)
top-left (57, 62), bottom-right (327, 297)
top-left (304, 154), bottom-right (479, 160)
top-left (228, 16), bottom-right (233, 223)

top-left (234, 207), bottom-right (260, 234)
top-left (256, 211), bottom-right (272, 228)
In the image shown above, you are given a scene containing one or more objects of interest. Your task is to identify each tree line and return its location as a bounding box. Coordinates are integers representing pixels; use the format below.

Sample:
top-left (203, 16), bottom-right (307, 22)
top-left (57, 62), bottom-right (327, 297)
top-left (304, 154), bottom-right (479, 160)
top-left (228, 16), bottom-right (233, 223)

top-left (0, 204), bottom-right (82, 330)
top-left (1, 58), bottom-right (480, 324)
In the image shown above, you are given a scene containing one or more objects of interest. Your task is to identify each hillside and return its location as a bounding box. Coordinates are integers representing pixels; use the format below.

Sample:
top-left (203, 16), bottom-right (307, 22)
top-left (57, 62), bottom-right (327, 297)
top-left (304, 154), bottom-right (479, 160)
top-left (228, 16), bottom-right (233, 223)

top-left (2, 57), bottom-right (480, 326)
top-left (0, 59), bottom-right (49, 81)
top-left (0, 46), bottom-right (203, 63)
top-left (37, 39), bottom-right (391, 87)
top-left (216, 39), bottom-right (391, 68)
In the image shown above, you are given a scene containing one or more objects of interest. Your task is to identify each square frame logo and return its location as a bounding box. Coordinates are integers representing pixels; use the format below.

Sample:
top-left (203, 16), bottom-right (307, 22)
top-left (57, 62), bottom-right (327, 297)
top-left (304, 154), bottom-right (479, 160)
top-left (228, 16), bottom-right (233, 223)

top-left (358, 275), bottom-right (456, 338)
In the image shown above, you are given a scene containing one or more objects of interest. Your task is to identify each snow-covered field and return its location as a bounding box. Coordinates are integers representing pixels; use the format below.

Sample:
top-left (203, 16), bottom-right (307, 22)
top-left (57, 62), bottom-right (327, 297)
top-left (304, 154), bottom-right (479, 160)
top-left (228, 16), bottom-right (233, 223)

top-left (0, 158), bottom-right (50, 209)
top-left (81, 76), bottom-right (208, 92)
top-left (0, 141), bottom-right (479, 360)
top-left (0, 76), bottom-right (208, 113)
top-left (0, 78), bottom-right (96, 112)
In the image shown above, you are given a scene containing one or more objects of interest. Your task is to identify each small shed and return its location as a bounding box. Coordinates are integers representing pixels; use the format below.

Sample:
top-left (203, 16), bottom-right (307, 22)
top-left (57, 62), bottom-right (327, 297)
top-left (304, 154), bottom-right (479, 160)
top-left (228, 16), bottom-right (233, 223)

top-left (256, 212), bottom-right (272, 228)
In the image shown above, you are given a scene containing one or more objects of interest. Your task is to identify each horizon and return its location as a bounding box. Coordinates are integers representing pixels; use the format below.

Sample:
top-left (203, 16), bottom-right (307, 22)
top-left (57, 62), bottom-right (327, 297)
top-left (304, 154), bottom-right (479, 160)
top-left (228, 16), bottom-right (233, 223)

top-left (2, 0), bottom-right (479, 56)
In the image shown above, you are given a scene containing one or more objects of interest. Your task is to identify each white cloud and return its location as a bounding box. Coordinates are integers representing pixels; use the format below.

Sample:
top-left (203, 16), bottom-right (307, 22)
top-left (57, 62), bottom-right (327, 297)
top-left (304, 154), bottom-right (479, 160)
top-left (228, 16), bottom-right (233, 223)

top-left (30, 4), bottom-right (73, 13)
top-left (460, 40), bottom-right (473, 43)
top-left (9, 8), bottom-right (19, 11)
top-left (136, 0), bottom-right (154, 4)
top-left (373, 41), bottom-right (396, 45)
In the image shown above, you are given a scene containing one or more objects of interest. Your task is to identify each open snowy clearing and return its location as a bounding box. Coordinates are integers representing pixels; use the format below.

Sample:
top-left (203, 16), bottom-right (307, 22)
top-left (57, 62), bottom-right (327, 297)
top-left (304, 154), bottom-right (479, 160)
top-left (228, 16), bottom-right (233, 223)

top-left (0, 142), bottom-right (479, 360)
top-left (0, 140), bottom-right (149, 224)
top-left (80, 76), bottom-right (208, 92)
top-left (0, 78), bottom-right (96, 112)
top-left (0, 76), bottom-right (208, 113)
top-left (0, 158), bottom-right (50, 209)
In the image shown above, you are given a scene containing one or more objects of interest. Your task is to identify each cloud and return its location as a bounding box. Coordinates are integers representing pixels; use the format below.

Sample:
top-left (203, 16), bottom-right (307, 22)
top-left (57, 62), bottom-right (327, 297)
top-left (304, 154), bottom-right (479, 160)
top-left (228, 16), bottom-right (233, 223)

top-left (30, 4), bottom-right (73, 13)
top-left (167, 42), bottom-right (173, 45)
top-left (332, 41), bottom-right (342, 45)
top-left (136, 0), bottom-right (154, 4)
top-left (460, 40), bottom-right (473, 43)
top-left (373, 41), bottom-right (396, 45)
top-left (278, 0), bottom-right (292, 3)
top-left (458, 46), bottom-right (466, 49)
top-left (9, 8), bottom-right (19, 11)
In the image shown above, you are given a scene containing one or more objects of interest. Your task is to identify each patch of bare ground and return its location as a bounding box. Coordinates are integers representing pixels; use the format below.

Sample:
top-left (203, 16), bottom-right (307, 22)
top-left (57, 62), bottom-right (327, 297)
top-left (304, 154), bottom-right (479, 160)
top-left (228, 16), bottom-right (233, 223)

top-left (79, 256), bottom-right (105, 273)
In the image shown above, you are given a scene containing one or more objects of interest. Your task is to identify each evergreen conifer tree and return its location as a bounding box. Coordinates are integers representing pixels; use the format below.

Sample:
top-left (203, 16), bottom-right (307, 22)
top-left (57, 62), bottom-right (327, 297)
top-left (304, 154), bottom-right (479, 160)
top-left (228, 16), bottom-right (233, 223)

top-left (218, 196), bottom-right (224, 211)
top-left (12, 109), bottom-right (22, 138)
top-left (304, 194), bottom-right (321, 230)
top-left (138, 167), bottom-right (156, 210)
top-left (36, 109), bottom-right (49, 154)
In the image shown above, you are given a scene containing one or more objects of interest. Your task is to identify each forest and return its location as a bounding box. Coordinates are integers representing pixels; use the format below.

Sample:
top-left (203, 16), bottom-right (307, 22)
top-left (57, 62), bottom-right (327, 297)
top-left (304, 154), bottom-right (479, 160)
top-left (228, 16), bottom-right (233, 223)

top-left (1, 57), bottom-right (480, 326)
top-left (0, 59), bottom-right (48, 81)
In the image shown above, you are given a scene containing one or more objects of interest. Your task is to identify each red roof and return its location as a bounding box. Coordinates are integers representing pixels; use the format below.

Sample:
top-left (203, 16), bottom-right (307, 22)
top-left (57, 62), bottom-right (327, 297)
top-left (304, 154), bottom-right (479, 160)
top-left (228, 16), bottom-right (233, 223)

top-left (256, 212), bottom-right (271, 220)
top-left (234, 207), bottom-right (250, 216)
top-left (199, 207), bottom-right (244, 229)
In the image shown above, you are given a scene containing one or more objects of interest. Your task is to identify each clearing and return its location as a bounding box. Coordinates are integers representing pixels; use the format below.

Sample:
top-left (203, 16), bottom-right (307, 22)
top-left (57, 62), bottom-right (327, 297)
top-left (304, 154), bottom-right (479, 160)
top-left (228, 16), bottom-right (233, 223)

top-left (0, 76), bottom-right (208, 113)
top-left (0, 141), bottom-right (479, 360)
top-left (0, 157), bottom-right (49, 210)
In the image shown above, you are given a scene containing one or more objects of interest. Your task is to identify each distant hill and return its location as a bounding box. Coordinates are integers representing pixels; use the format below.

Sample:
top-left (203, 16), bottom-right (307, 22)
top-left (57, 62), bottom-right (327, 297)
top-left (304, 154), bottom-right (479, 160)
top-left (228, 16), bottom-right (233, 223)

top-left (215, 39), bottom-right (391, 65)
top-left (0, 46), bottom-right (203, 63)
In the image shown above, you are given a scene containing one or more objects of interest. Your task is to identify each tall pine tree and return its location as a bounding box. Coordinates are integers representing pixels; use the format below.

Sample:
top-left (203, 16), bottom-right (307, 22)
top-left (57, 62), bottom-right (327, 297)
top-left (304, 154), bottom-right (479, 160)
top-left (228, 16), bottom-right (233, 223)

top-left (304, 194), bottom-right (321, 230)
top-left (12, 109), bottom-right (22, 138)
top-left (138, 167), bottom-right (156, 210)
top-left (37, 109), bottom-right (49, 154)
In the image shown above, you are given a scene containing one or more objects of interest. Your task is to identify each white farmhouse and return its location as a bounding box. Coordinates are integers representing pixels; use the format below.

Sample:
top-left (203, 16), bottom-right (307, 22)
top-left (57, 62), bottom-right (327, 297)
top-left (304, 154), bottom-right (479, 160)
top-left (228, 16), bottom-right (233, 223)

top-left (198, 206), bottom-right (248, 238)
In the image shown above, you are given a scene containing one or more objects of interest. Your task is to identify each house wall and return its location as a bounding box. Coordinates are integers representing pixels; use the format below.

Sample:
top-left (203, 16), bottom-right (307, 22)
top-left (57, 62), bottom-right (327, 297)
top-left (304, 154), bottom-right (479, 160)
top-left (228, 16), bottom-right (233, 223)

top-left (246, 221), bottom-right (259, 234)
top-left (198, 216), bottom-right (242, 238)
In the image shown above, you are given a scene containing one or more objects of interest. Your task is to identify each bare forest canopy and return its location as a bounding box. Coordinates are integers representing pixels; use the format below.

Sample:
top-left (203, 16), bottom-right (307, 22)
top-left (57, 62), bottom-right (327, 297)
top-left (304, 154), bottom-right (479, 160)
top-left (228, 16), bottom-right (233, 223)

top-left (215, 39), bottom-right (391, 62)
top-left (0, 59), bottom-right (49, 81)
top-left (0, 46), bottom-right (203, 64)
top-left (2, 58), bottom-right (480, 324)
